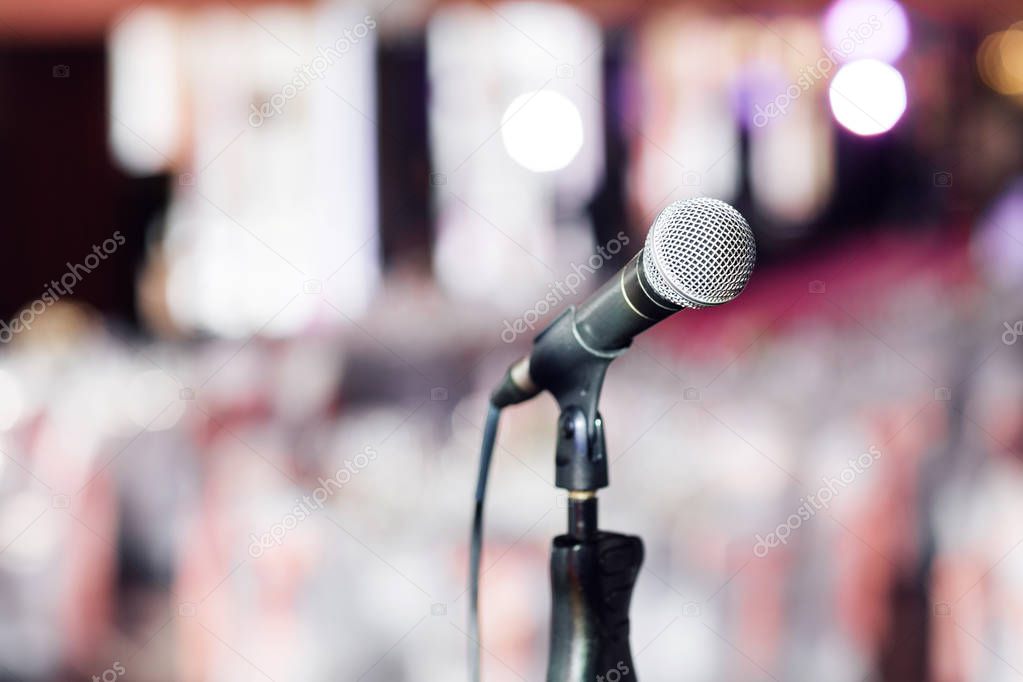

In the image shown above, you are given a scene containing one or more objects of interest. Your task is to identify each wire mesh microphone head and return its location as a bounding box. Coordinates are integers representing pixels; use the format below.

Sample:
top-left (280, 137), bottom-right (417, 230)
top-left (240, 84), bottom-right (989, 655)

top-left (641, 197), bottom-right (756, 309)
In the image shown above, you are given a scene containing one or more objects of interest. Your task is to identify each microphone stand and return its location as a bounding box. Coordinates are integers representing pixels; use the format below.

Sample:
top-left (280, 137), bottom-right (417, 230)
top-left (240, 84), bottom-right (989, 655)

top-left (547, 411), bottom-right (644, 681)
top-left (531, 309), bottom-right (645, 681)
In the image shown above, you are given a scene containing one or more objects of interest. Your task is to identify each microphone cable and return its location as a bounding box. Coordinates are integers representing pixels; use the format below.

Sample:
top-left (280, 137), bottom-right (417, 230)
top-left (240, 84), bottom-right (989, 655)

top-left (469, 402), bottom-right (501, 682)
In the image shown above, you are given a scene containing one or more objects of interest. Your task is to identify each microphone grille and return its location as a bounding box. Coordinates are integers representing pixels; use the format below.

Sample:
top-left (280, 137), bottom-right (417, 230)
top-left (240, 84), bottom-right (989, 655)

top-left (641, 198), bottom-right (756, 308)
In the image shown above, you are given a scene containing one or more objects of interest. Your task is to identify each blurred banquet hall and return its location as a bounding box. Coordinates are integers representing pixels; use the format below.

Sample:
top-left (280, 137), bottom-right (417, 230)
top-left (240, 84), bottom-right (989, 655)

top-left (1, 0), bottom-right (1023, 680)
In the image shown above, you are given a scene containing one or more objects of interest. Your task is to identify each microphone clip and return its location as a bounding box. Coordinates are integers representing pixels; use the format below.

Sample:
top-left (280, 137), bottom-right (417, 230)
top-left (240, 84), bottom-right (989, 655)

top-left (528, 306), bottom-right (625, 491)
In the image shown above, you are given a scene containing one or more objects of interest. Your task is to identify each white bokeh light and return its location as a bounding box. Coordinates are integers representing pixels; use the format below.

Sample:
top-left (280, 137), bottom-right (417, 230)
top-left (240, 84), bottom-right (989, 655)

top-left (828, 60), bottom-right (907, 136)
top-left (500, 90), bottom-right (584, 173)
top-left (823, 0), bottom-right (910, 64)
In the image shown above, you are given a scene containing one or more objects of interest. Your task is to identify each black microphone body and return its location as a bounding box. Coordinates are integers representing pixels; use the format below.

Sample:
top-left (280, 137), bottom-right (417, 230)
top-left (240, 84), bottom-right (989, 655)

top-left (491, 252), bottom-right (682, 409)
top-left (574, 252), bottom-right (681, 351)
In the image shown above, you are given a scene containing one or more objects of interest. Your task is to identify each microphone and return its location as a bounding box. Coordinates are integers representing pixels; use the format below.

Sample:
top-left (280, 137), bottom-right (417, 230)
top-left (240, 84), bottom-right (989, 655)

top-left (470, 198), bottom-right (755, 681)
top-left (491, 197), bottom-right (756, 407)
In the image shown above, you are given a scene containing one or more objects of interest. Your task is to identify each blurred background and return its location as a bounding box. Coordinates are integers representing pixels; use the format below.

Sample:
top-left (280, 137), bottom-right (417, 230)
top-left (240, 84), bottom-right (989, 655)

top-left (0, 0), bottom-right (1022, 679)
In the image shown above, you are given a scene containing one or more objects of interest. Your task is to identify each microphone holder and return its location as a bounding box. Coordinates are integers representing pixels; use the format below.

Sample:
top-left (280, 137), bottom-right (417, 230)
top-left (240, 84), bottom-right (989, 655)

top-left (528, 308), bottom-right (645, 681)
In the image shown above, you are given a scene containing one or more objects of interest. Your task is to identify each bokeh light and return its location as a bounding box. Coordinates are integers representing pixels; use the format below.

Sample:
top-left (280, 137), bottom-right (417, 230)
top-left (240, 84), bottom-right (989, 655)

top-left (829, 59), bottom-right (907, 136)
top-left (823, 0), bottom-right (910, 64)
top-left (978, 24), bottom-right (1023, 95)
top-left (500, 90), bottom-right (584, 173)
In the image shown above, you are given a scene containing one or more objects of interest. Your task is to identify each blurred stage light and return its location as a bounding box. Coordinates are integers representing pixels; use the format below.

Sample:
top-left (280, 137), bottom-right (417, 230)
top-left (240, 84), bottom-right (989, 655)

top-left (633, 13), bottom-right (741, 210)
top-left (500, 90), bottom-right (584, 173)
top-left (427, 3), bottom-right (601, 310)
top-left (0, 370), bottom-right (24, 431)
top-left (157, 4), bottom-right (379, 337)
top-left (978, 25), bottom-right (1023, 96)
top-left (108, 7), bottom-right (182, 175)
top-left (823, 0), bottom-right (909, 64)
top-left (751, 118), bottom-right (833, 229)
top-left (828, 60), bottom-right (907, 136)
top-left (973, 178), bottom-right (1023, 293)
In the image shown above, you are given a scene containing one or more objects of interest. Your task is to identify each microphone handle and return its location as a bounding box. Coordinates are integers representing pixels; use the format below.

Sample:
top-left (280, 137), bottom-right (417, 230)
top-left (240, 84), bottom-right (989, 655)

top-left (574, 253), bottom-right (680, 353)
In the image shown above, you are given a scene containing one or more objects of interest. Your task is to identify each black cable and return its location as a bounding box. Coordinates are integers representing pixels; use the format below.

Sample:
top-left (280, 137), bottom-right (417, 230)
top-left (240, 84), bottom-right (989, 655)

top-left (469, 402), bottom-right (501, 682)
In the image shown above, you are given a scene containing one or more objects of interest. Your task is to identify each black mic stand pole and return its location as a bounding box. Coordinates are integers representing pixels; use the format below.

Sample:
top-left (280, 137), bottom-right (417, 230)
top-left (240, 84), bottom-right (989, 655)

top-left (527, 308), bottom-right (645, 682)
